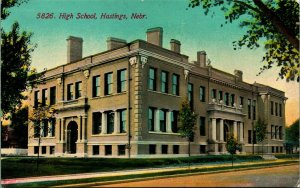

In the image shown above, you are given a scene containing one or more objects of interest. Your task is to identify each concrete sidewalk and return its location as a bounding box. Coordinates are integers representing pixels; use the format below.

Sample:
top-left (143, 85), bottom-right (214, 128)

top-left (1, 159), bottom-right (298, 185)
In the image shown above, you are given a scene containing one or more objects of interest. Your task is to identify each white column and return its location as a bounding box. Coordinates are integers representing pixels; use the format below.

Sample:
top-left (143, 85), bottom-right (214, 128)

top-left (58, 119), bottom-right (61, 142)
top-left (154, 109), bottom-right (160, 132)
top-left (114, 111), bottom-right (120, 134)
top-left (82, 116), bottom-right (87, 141)
top-left (240, 122), bottom-right (244, 142)
top-left (212, 118), bottom-right (216, 141)
top-left (166, 111), bottom-right (172, 133)
top-left (233, 121), bottom-right (237, 139)
top-left (78, 116), bottom-right (82, 142)
top-left (220, 119), bottom-right (224, 142)
top-left (101, 112), bottom-right (107, 134)
top-left (60, 118), bottom-right (64, 142)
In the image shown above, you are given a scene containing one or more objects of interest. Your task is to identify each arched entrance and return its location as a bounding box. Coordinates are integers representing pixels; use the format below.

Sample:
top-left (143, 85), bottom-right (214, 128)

top-left (67, 121), bottom-right (78, 154)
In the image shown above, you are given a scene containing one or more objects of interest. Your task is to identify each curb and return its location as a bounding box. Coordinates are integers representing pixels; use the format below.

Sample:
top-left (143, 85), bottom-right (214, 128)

top-left (55, 161), bottom-right (299, 187)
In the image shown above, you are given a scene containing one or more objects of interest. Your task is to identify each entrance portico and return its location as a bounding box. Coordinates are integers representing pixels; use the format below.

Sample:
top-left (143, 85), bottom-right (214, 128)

top-left (207, 102), bottom-right (246, 154)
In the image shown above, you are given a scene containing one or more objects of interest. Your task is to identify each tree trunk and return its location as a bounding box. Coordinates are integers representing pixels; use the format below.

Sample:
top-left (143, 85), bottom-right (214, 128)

top-left (37, 137), bottom-right (41, 171)
top-left (188, 140), bottom-right (191, 157)
top-left (252, 0), bottom-right (299, 50)
top-left (231, 154), bottom-right (233, 167)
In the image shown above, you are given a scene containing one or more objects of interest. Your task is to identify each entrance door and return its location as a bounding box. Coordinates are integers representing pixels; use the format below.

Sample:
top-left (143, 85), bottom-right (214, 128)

top-left (224, 124), bottom-right (229, 141)
top-left (67, 121), bottom-right (78, 154)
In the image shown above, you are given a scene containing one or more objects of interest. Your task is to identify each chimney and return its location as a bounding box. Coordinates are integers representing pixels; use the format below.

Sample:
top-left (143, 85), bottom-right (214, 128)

top-left (146, 27), bottom-right (163, 47)
top-left (67, 36), bottom-right (83, 63)
top-left (170, 39), bottom-right (181, 53)
top-left (197, 51), bottom-right (206, 67)
top-left (234, 70), bottom-right (243, 81)
top-left (106, 37), bottom-right (127, 50)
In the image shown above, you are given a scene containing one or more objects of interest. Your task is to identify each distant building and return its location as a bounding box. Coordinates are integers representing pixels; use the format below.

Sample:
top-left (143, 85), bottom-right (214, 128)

top-left (28, 27), bottom-right (287, 157)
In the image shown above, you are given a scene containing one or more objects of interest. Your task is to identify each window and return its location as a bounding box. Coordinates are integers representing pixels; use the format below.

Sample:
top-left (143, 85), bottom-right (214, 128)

top-left (93, 145), bottom-right (100, 155)
top-left (173, 145), bottom-right (179, 154)
top-left (253, 131), bottom-right (257, 144)
top-left (188, 83), bottom-right (193, 109)
top-left (92, 112), bottom-right (102, 134)
top-left (34, 146), bottom-right (39, 154)
top-left (92, 76), bottom-right (100, 97)
top-left (239, 96), bottom-right (244, 106)
top-left (117, 69), bottom-right (126, 93)
top-left (199, 117), bottom-right (206, 136)
top-left (271, 125), bottom-right (274, 139)
top-left (34, 91), bottom-right (40, 107)
top-left (280, 147), bottom-right (283, 153)
top-left (279, 104), bottom-right (282, 117)
top-left (271, 101), bottom-right (274, 115)
top-left (149, 144), bottom-right (156, 154)
top-left (248, 99), bottom-right (251, 119)
top-left (42, 146), bottom-right (46, 154)
top-left (50, 87), bottom-right (56, 105)
top-left (248, 130), bottom-right (252, 144)
top-left (118, 145), bottom-right (126, 155)
top-left (275, 126), bottom-right (278, 139)
top-left (211, 89), bottom-right (216, 99)
top-left (75, 81), bottom-right (82, 99)
top-left (230, 94), bottom-right (235, 106)
top-left (67, 83), bottom-right (74, 100)
top-left (120, 109), bottom-right (126, 133)
top-left (171, 111), bottom-right (178, 133)
top-left (162, 145), bottom-right (168, 154)
top-left (218, 91), bottom-right (223, 101)
top-left (105, 72), bottom-right (113, 95)
top-left (148, 68), bottom-right (156, 91)
top-left (42, 89), bottom-right (47, 106)
top-left (161, 71), bottom-right (168, 93)
top-left (34, 124), bottom-right (40, 138)
top-left (272, 146), bottom-right (275, 153)
top-left (172, 74), bottom-right (179, 95)
top-left (159, 110), bottom-right (167, 132)
top-left (107, 111), bottom-right (114, 134)
top-left (252, 100), bottom-right (256, 120)
top-left (42, 119), bottom-right (48, 137)
top-left (105, 145), bottom-right (112, 155)
top-left (50, 146), bottom-right (55, 155)
top-left (279, 126), bottom-right (282, 140)
top-left (50, 118), bottom-right (56, 137)
top-left (200, 145), bottom-right (206, 154)
top-left (275, 102), bottom-right (278, 116)
top-left (200, 86), bottom-right (206, 102)
top-left (148, 108), bottom-right (155, 131)
top-left (224, 93), bottom-right (229, 106)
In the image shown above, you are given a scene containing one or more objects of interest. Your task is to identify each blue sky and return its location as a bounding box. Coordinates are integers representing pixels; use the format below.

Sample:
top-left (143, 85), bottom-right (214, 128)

top-left (3, 0), bottom-right (298, 125)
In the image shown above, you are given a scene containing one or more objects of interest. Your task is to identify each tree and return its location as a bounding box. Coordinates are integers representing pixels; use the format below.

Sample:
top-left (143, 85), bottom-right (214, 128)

top-left (1, 0), bottom-right (42, 115)
top-left (285, 119), bottom-right (299, 153)
top-left (29, 104), bottom-right (56, 170)
top-left (226, 134), bottom-right (242, 167)
top-left (10, 105), bottom-right (29, 148)
top-left (178, 98), bottom-right (197, 157)
top-left (255, 118), bottom-right (267, 156)
top-left (188, 0), bottom-right (299, 81)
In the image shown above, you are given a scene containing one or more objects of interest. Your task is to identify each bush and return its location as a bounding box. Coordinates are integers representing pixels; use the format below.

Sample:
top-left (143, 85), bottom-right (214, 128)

top-left (274, 154), bottom-right (299, 159)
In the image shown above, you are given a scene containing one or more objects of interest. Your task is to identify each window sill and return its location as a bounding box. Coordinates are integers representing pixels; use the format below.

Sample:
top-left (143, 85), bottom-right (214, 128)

top-left (148, 131), bottom-right (180, 135)
top-left (91, 133), bottom-right (127, 137)
top-left (91, 92), bottom-right (127, 100)
top-left (148, 90), bottom-right (180, 98)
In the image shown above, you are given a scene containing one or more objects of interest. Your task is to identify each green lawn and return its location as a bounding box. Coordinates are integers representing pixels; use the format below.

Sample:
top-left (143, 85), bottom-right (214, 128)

top-left (4, 159), bottom-right (299, 188)
top-left (2, 155), bottom-right (264, 179)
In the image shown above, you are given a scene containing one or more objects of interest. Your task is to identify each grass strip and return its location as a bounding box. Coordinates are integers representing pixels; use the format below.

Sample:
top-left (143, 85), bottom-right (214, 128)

top-left (4, 160), bottom-right (298, 188)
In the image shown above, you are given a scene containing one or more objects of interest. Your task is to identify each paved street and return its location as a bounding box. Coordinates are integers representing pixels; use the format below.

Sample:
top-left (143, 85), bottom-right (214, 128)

top-left (100, 164), bottom-right (299, 187)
